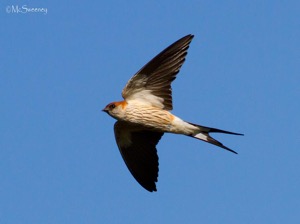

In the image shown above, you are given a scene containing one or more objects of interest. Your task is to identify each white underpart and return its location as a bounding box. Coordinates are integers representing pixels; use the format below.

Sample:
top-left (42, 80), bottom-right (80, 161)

top-left (170, 116), bottom-right (198, 135)
top-left (126, 90), bottom-right (164, 109)
top-left (193, 132), bottom-right (209, 141)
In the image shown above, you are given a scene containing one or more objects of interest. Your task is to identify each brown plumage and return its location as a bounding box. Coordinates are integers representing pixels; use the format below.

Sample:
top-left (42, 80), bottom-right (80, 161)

top-left (103, 34), bottom-right (243, 192)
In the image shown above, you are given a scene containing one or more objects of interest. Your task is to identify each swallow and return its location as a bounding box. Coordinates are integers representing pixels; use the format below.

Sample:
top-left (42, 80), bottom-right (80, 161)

top-left (103, 34), bottom-right (243, 192)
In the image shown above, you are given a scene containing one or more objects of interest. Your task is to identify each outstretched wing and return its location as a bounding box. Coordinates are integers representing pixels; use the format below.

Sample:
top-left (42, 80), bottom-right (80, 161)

top-left (114, 121), bottom-right (164, 192)
top-left (122, 34), bottom-right (194, 110)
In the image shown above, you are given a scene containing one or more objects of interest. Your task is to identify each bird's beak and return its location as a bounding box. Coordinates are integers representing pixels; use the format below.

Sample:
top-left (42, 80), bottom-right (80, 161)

top-left (102, 108), bottom-right (108, 113)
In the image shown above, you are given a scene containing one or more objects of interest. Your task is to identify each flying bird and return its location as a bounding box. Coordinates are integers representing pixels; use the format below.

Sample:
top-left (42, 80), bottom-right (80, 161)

top-left (103, 34), bottom-right (243, 192)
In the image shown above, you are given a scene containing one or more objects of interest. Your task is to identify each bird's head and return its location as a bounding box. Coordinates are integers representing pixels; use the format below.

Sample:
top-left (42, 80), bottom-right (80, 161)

top-left (102, 101), bottom-right (127, 119)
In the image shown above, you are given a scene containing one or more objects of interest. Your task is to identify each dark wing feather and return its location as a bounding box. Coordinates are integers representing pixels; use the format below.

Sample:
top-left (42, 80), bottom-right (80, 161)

top-left (114, 121), bottom-right (164, 192)
top-left (122, 34), bottom-right (194, 110)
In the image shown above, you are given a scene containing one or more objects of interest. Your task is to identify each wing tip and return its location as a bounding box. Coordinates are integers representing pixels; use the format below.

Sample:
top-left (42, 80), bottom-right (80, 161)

top-left (144, 185), bottom-right (157, 192)
top-left (184, 34), bottom-right (194, 39)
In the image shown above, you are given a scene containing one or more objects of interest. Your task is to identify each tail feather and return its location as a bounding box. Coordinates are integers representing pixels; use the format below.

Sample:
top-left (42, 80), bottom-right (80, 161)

top-left (188, 122), bottom-right (243, 154)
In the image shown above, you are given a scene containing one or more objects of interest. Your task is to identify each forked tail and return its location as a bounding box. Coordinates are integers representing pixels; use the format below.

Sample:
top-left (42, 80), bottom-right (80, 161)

top-left (187, 122), bottom-right (243, 154)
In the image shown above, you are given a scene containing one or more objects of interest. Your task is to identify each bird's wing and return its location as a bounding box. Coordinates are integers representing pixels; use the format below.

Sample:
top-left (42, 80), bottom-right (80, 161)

top-left (122, 34), bottom-right (194, 110)
top-left (114, 121), bottom-right (164, 192)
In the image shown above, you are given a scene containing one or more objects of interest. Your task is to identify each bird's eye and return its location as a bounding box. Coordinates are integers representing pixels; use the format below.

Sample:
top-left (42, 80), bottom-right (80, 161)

top-left (109, 104), bottom-right (116, 109)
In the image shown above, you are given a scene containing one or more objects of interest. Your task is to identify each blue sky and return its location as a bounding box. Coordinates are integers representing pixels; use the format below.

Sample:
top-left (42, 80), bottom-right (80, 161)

top-left (1, 0), bottom-right (299, 223)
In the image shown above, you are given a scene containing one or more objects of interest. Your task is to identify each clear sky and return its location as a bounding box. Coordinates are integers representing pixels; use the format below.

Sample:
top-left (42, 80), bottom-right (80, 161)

top-left (1, 1), bottom-right (299, 223)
